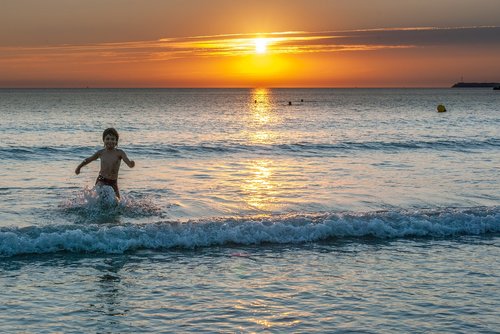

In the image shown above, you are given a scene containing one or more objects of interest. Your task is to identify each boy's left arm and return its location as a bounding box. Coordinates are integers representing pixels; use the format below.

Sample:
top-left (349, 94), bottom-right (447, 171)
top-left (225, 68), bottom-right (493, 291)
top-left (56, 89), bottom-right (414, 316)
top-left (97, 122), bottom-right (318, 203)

top-left (120, 150), bottom-right (135, 168)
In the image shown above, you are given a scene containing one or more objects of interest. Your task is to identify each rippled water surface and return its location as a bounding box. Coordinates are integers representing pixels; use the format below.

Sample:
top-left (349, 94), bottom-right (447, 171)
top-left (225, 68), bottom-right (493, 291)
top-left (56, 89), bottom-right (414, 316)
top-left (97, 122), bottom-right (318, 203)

top-left (0, 88), bottom-right (499, 332)
top-left (1, 237), bottom-right (498, 333)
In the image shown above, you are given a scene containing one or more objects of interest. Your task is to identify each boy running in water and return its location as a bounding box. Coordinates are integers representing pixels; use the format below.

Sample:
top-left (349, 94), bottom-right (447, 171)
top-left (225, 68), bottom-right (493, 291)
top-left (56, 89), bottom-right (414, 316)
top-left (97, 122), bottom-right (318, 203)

top-left (75, 128), bottom-right (135, 199)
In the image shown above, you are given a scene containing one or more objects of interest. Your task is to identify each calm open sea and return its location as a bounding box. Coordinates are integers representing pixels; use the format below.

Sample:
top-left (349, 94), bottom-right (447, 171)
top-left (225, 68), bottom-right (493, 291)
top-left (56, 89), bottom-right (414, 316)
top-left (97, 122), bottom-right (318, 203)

top-left (0, 88), bottom-right (499, 333)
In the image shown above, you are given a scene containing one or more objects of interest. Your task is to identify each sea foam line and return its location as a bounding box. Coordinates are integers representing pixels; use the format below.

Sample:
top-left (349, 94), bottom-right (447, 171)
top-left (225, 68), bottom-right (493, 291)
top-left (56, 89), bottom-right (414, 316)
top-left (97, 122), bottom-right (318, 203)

top-left (1, 206), bottom-right (499, 257)
top-left (1, 137), bottom-right (499, 160)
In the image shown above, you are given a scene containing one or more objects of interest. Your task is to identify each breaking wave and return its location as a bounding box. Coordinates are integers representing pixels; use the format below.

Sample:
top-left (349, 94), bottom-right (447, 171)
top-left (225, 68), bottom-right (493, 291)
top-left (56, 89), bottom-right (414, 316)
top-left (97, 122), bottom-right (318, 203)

top-left (1, 137), bottom-right (499, 161)
top-left (1, 206), bottom-right (498, 257)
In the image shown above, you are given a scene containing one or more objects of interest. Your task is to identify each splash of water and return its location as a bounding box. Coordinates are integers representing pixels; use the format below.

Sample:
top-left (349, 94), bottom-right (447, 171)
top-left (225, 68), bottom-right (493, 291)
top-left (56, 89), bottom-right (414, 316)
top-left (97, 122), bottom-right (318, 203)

top-left (60, 185), bottom-right (163, 223)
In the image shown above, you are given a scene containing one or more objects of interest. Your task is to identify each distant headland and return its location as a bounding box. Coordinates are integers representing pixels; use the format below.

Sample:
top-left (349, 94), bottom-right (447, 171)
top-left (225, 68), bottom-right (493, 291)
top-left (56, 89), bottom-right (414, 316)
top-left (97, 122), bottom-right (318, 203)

top-left (452, 82), bottom-right (499, 88)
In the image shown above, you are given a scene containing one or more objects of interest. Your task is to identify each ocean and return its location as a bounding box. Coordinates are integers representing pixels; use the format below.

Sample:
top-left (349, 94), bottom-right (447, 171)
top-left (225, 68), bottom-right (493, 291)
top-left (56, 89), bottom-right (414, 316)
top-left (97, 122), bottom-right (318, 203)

top-left (0, 88), bottom-right (499, 333)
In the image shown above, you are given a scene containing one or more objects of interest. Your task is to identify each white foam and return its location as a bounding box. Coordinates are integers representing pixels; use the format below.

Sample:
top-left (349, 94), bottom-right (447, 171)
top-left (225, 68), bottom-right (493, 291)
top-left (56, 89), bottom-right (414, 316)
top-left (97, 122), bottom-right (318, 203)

top-left (1, 206), bottom-right (499, 257)
top-left (59, 186), bottom-right (162, 221)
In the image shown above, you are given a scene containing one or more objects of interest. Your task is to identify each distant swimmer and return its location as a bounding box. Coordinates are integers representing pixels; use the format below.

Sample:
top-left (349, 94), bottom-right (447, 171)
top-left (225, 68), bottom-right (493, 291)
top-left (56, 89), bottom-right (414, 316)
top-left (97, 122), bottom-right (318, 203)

top-left (75, 128), bottom-right (135, 199)
top-left (288, 101), bottom-right (292, 105)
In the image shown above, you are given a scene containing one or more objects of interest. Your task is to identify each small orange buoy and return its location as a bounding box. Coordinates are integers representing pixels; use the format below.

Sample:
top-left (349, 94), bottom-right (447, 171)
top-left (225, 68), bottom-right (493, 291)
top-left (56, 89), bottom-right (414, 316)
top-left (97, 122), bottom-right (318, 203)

top-left (437, 104), bottom-right (447, 112)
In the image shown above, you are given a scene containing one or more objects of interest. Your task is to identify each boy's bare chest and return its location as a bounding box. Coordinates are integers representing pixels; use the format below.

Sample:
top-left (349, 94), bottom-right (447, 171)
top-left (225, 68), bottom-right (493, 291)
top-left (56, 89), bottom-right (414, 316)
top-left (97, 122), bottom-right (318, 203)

top-left (100, 150), bottom-right (121, 166)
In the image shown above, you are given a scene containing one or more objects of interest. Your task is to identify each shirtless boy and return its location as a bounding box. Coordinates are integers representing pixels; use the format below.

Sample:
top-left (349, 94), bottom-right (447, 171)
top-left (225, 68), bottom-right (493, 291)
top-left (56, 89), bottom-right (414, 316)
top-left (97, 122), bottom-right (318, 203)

top-left (75, 128), bottom-right (135, 199)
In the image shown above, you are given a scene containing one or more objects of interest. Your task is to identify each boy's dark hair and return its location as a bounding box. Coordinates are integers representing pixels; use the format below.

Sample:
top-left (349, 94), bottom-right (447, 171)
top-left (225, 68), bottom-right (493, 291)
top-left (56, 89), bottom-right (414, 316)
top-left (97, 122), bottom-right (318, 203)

top-left (102, 128), bottom-right (119, 141)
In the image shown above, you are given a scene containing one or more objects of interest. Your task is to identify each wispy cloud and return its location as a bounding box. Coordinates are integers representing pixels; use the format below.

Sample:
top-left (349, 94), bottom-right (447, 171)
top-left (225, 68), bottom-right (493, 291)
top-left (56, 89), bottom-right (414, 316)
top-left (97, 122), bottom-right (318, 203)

top-left (1, 26), bottom-right (498, 64)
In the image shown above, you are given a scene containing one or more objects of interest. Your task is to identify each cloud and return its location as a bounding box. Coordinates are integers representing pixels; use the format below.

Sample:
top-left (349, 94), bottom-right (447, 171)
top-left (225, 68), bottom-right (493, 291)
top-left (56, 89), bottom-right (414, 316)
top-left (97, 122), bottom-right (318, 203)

top-left (1, 26), bottom-right (498, 64)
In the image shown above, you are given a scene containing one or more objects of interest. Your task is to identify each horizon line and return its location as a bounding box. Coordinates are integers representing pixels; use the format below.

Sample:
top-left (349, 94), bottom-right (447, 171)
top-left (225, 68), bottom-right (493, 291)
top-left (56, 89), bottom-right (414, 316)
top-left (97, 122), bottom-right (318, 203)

top-left (0, 85), bottom-right (468, 89)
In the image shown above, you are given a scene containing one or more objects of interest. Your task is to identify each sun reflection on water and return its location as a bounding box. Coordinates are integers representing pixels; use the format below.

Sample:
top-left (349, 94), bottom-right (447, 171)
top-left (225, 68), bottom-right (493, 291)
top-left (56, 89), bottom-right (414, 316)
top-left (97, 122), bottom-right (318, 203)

top-left (240, 159), bottom-right (281, 212)
top-left (248, 88), bottom-right (279, 145)
top-left (251, 88), bottom-right (272, 124)
top-left (239, 89), bottom-right (284, 212)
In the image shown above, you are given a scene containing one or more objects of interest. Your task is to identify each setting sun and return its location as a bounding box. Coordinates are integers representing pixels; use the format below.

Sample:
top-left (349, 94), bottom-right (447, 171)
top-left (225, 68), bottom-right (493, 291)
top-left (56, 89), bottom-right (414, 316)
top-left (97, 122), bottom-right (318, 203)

top-left (255, 38), bottom-right (268, 54)
top-left (0, 1), bottom-right (498, 88)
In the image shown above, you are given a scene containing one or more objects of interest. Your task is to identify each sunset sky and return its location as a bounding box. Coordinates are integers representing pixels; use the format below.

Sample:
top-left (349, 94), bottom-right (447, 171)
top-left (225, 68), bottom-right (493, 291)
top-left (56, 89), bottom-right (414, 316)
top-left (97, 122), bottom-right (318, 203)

top-left (1, 0), bottom-right (499, 88)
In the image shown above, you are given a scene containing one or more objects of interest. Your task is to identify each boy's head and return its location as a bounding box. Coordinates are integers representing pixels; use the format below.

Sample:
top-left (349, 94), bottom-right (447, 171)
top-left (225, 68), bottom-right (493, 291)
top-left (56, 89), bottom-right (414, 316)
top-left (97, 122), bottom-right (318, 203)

top-left (102, 128), bottom-right (119, 142)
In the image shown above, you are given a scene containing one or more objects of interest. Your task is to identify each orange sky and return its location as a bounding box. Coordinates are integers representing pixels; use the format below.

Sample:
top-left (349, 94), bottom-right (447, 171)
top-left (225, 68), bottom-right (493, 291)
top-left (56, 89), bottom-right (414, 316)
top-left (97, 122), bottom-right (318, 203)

top-left (1, 0), bottom-right (500, 88)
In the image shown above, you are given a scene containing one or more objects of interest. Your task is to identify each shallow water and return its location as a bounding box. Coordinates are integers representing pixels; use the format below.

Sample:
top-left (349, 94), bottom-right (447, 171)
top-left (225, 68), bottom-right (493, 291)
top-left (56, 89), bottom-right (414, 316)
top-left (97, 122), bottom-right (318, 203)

top-left (1, 237), bottom-right (498, 333)
top-left (0, 88), bottom-right (499, 332)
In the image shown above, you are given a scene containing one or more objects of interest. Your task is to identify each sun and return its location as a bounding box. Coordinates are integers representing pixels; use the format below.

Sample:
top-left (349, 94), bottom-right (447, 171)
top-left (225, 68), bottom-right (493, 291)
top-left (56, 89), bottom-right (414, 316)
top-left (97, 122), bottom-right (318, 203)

top-left (255, 38), bottom-right (268, 54)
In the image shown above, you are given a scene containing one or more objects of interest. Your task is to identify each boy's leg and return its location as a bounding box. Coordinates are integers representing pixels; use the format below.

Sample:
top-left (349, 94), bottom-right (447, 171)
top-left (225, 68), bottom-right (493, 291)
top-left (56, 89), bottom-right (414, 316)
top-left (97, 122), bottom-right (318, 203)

top-left (95, 177), bottom-right (120, 199)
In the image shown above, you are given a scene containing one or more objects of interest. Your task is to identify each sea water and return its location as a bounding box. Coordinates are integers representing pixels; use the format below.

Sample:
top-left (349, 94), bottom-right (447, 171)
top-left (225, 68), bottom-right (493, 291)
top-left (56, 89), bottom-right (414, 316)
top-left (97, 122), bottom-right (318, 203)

top-left (0, 88), bottom-right (499, 333)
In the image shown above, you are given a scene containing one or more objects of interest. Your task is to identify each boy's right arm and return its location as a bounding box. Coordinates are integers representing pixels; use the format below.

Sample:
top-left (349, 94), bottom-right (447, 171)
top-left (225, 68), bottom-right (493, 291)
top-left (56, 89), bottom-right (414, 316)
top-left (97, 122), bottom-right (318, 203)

top-left (75, 151), bottom-right (100, 175)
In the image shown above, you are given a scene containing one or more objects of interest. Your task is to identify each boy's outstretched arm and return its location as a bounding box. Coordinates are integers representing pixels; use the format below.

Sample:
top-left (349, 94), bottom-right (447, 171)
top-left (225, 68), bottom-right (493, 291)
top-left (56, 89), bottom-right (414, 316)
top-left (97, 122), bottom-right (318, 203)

top-left (75, 151), bottom-right (100, 175)
top-left (121, 150), bottom-right (135, 168)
